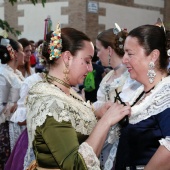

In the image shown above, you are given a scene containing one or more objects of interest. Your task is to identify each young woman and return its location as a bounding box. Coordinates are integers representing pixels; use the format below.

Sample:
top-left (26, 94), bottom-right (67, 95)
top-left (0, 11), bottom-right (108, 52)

top-left (25, 25), bottom-right (130, 170)
top-left (0, 36), bottom-right (25, 169)
top-left (18, 38), bottom-right (34, 77)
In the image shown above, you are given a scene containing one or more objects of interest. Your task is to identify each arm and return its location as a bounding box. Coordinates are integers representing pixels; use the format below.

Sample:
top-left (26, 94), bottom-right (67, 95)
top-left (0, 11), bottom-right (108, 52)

top-left (86, 102), bottom-right (130, 156)
top-left (145, 145), bottom-right (170, 170)
top-left (145, 108), bottom-right (170, 170)
top-left (38, 103), bottom-right (130, 169)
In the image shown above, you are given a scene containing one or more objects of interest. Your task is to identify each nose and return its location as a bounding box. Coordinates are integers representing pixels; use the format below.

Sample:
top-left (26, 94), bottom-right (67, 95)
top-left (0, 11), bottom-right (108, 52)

top-left (122, 53), bottom-right (128, 64)
top-left (87, 64), bottom-right (93, 72)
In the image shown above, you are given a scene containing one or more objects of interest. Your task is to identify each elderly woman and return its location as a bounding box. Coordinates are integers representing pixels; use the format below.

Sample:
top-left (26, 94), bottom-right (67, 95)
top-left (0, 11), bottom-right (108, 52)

top-left (115, 25), bottom-right (170, 170)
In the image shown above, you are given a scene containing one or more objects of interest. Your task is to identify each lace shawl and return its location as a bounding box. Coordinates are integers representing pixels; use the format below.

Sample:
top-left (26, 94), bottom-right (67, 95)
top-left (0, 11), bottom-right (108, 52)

top-left (26, 82), bottom-right (99, 169)
top-left (129, 76), bottom-right (170, 124)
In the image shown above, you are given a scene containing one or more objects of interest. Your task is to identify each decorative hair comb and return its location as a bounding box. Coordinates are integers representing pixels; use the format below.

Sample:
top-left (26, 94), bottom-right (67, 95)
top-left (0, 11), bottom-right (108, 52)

top-left (49, 23), bottom-right (62, 60)
top-left (155, 18), bottom-right (166, 33)
top-left (113, 23), bottom-right (121, 35)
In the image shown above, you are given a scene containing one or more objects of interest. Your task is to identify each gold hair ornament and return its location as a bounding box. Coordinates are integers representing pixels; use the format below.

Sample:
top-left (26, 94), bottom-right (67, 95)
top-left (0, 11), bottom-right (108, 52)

top-left (49, 23), bottom-right (62, 60)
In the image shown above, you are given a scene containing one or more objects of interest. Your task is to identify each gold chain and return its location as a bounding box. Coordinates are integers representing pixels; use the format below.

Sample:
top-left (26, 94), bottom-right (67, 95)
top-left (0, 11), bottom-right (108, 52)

top-left (46, 74), bottom-right (70, 89)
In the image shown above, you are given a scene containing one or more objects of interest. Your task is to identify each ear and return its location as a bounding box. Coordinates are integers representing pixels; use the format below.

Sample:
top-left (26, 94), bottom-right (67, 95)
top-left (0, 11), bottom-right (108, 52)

top-left (61, 51), bottom-right (72, 62)
top-left (150, 49), bottom-right (160, 63)
top-left (107, 46), bottom-right (113, 55)
top-left (13, 50), bottom-right (18, 61)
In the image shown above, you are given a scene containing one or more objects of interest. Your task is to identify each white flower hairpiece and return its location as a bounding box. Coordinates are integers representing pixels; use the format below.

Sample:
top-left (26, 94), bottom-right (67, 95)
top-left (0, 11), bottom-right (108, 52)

top-left (0, 30), bottom-right (15, 59)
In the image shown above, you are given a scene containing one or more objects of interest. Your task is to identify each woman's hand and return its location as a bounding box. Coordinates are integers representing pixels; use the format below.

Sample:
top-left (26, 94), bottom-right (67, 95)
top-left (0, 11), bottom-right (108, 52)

top-left (103, 102), bottom-right (131, 127)
top-left (17, 120), bottom-right (26, 126)
top-left (94, 101), bottom-right (113, 119)
top-left (10, 103), bottom-right (18, 113)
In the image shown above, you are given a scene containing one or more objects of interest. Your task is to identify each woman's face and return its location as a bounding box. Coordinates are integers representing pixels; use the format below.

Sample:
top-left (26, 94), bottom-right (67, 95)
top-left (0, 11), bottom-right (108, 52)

top-left (23, 45), bottom-right (32, 62)
top-left (96, 39), bottom-right (109, 67)
top-left (69, 41), bottom-right (94, 85)
top-left (122, 36), bottom-right (151, 83)
top-left (16, 43), bottom-right (25, 66)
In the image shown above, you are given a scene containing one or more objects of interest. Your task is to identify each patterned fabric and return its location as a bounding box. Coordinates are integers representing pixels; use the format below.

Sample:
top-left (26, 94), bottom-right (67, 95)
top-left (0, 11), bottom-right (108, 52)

top-left (0, 122), bottom-right (10, 170)
top-left (115, 76), bottom-right (170, 169)
top-left (26, 82), bottom-right (99, 169)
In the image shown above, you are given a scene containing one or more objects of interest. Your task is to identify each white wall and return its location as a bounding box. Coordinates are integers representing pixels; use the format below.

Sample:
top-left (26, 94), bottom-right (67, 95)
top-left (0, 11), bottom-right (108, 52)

top-left (0, 0), bottom-right (4, 32)
top-left (99, 3), bottom-right (163, 32)
top-left (18, 2), bottom-right (68, 42)
top-left (134, 0), bottom-right (164, 8)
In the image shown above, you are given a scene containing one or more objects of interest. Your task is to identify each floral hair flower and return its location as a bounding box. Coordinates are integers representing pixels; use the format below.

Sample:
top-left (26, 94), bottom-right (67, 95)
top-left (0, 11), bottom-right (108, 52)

top-left (49, 23), bottom-right (62, 60)
top-left (0, 30), bottom-right (15, 59)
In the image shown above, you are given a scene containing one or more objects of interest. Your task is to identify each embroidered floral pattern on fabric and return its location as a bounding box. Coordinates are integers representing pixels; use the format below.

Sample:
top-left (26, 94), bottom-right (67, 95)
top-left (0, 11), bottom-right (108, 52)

top-left (129, 76), bottom-right (170, 124)
top-left (98, 70), bottom-right (129, 102)
top-left (78, 142), bottom-right (100, 170)
top-left (26, 82), bottom-right (97, 150)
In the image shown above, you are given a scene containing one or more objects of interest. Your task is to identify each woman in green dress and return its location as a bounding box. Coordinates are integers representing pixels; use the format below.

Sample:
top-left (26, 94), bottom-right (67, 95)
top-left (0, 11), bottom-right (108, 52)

top-left (26, 24), bottom-right (130, 170)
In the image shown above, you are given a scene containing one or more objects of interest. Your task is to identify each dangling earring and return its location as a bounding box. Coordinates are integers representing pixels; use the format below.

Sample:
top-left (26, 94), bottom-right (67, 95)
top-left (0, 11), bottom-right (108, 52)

top-left (147, 61), bottom-right (156, 84)
top-left (108, 54), bottom-right (111, 67)
top-left (63, 62), bottom-right (70, 83)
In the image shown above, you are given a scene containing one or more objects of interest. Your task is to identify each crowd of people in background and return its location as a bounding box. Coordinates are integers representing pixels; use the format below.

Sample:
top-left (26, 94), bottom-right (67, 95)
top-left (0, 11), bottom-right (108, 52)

top-left (0, 18), bottom-right (170, 170)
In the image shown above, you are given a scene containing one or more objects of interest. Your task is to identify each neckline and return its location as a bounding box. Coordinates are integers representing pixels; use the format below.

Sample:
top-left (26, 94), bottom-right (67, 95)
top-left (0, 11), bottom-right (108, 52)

top-left (46, 74), bottom-right (70, 89)
top-left (144, 86), bottom-right (155, 94)
top-left (113, 63), bottom-right (123, 71)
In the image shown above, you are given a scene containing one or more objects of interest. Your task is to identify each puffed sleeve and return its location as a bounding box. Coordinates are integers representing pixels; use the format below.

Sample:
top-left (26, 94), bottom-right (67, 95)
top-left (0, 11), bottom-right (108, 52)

top-left (35, 116), bottom-right (100, 170)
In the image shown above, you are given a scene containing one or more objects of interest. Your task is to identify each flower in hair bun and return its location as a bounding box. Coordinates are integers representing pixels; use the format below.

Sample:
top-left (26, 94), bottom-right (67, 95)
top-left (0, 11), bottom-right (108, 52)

top-left (49, 23), bottom-right (62, 60)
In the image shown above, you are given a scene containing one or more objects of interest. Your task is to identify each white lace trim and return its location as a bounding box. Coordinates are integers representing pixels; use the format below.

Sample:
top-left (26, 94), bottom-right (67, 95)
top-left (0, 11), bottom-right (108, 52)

top-left (107, 124), bottom-right (120, 144)
top-left (93, 70), bottom-right (129, 110)
top-left (78, 142), bottom-right (100, 170)
top-left (159, 137), bottom-right (170, 151)
top-left (129, 76), bottom-right (170, 124)
top-left (104, 140), bottom-right (118, 170)
top-left (26, 82), bottom-right (97, 150)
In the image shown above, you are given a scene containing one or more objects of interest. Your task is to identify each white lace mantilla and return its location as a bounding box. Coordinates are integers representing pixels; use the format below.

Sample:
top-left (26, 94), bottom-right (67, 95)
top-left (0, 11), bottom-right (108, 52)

top-left (26, 82), bottom-right (97, 149)
top-left (129, 76), bottom-right (170, 124)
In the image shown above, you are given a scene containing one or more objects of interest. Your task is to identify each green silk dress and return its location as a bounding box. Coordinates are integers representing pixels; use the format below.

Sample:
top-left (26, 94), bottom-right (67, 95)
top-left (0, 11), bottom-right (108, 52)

top-left (26, 81), bottom-right (100, 170)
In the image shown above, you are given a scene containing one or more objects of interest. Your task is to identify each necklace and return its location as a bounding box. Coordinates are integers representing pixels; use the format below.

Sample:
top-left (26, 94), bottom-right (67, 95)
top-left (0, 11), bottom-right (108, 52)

top-left (46, 74), bottom-right (70, 88)
top-left (131, 86), bottom-right (155, 107)
top-left (113, 63), bottom-right (123, 71)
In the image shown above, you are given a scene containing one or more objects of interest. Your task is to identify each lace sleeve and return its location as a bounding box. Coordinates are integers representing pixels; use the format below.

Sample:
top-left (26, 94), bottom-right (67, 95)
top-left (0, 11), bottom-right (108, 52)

top-left (159, 136), bottom-right (170, 151)
top-left (78, 142), bottom-right (100, 170)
